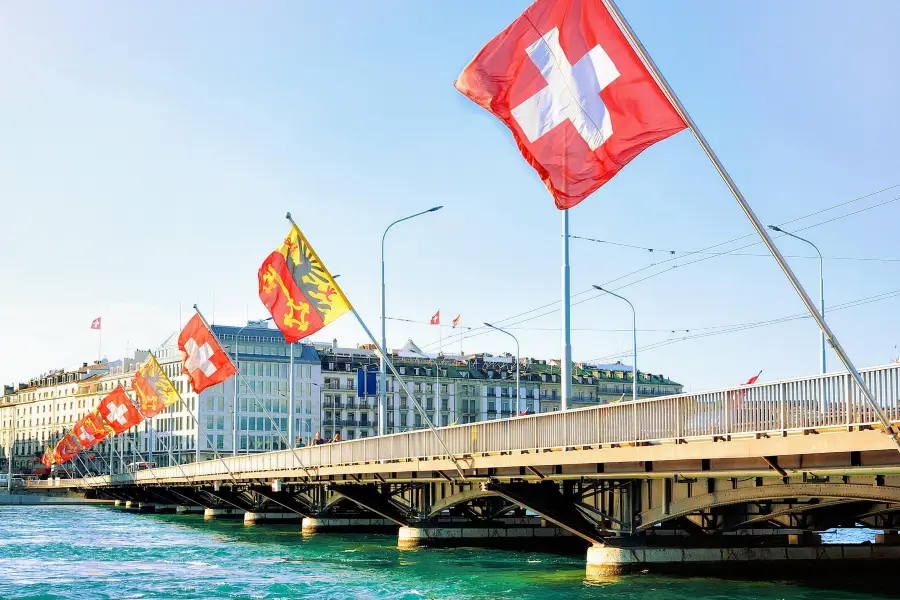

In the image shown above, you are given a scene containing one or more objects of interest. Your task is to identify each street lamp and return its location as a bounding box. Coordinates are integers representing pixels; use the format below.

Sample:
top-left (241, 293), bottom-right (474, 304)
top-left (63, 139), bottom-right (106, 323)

top-left (484, 323), bottom-right (521, 415)
top-left (768, 225), bottom-right (825, 374)
top-left (380, 206), bottom-right (443, 436)
top-left (593, 286), bottom-right (637, 403)
top-left (310, 381), bottom-right (325, 441)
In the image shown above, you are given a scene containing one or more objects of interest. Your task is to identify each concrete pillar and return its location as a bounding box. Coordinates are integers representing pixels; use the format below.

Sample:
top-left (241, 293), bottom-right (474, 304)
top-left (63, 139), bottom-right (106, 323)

top-left (124, 500), bottom-right (136, 510)
top-left (176, 505), bottom-right (204, 515)
top-left (876, 531), bottom-right (900, 545)
top-left (114, 500), bottom-right (123, 507)
top-left (585, 543), bottom-right (900, 578)
top-left (203, 507), bottom-right (244, 520)
top-left (244, 511), bottom-right (304, 525)
top-left (398, 522), bottom-right (580, 551)
top-left (300, 517), bottom-right (396, 535)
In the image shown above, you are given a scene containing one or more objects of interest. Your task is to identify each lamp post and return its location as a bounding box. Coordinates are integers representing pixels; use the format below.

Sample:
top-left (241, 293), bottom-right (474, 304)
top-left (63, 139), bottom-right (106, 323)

top-left (230, 318), bottom-right (272, 456)
top-left (593, 286), bottom-right (637, 403)
top-left (484, 323), bottom-right (521, 415)
top-left (310, 381), bottom-right (324, 441)
top-left (380, 206), bottom-right (443, 436)
top-left (768, 225), bottom-right (825, 375)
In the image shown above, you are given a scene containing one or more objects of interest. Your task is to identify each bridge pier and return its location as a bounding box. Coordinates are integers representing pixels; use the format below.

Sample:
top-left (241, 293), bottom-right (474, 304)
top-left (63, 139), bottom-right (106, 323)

top-left (203, 507), bottom-right (244, 520)
top-left (176, 505), bottom-right (205, 515)
top-left (300, 516), bottom-right (396, 535)
top-left (244, 511), bottom-right (305, 525)
top-left (585, 542), bottom-right (900, 578)
top-left (398, 518), bottom-right (583, 551)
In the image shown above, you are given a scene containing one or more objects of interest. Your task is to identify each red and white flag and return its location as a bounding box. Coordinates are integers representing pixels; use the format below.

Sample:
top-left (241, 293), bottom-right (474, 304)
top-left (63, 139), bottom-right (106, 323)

top-left (455, 0), bottom-right (686, 209)
top-left (430, 311), bottom-right (440, 325)
top-left (178, 313), bottom-right (237, 393)
top-left (97, 386), bottom-right (144, 435)
top-left (90, 317), bottom-right (101, 330)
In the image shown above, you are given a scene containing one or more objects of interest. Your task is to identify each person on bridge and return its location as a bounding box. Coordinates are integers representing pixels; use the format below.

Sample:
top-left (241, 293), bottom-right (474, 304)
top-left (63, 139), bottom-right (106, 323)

top-left (331, 433), bottom-right (341, 444)
top-left (312, 432), bottom-right (325, 445)
top-left (295, 437), bottom-right (305, 448)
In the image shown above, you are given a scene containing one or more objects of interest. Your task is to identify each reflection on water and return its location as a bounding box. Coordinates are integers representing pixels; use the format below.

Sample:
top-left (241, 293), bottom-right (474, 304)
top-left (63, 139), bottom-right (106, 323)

top-left (0, 506), bottom-right (890, 600)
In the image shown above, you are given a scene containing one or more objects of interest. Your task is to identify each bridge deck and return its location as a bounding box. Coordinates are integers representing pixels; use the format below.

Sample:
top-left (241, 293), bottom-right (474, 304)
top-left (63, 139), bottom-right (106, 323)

top-left (40, 363), bottom-right (900, 488)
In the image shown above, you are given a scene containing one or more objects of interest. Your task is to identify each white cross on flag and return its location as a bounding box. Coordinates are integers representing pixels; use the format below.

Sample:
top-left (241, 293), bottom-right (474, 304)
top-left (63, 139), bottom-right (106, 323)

top-left (455, 0), bottom-right (686, 209)
top-left (178, 313), bottom-right (237, 393)
top-left (97, 385), bottom-right (144, 435)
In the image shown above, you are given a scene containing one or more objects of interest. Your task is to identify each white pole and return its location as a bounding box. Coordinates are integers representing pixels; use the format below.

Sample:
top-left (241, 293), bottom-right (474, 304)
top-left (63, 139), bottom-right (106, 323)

top-left (288, 342), bottom-right (295, 448)
top-left (603, 0), bottom-right (900, 449)
top-left (561, 210), bottom-right (572, 411)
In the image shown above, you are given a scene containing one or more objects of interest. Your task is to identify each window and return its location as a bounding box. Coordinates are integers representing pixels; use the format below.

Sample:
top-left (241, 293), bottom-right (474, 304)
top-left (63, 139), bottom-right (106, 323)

top-left (206, 416), bottom-right (214, 430)
top-left (216, 416), bottom-right (225, 430)
top-left (217, 397), bottom-right (225, 411)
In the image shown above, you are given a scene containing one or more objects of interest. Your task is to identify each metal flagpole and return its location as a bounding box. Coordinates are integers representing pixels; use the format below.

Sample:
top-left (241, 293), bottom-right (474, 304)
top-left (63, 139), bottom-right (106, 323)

top-left (602, 0), bottom-right (900, 450)
top-left (281, 214), bottom-right (464, 479)
top-left (351, 307), bottom-right (467, 480)
top-left (288, 342), bottom-right (295, 447)
top-left (192, 306), bottom-right (314, 479)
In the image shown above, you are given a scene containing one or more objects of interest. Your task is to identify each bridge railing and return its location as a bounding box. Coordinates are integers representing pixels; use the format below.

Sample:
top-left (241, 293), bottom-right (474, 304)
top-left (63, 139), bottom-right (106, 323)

top-left (83, 363), bottom-right (900, 484)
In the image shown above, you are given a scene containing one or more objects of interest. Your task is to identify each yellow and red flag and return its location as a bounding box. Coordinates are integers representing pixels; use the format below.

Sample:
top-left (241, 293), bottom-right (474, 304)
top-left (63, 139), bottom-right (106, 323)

top-left (41, 447), bottom-right (55, 468)
top-left (54, 433), bottom-right (81, 464)
top-left (258, 224), bottom-right (351, 343)
top-left (133, 354), bottom-right (180, 418)
top-left (73, 411), bottom-right (111, 449)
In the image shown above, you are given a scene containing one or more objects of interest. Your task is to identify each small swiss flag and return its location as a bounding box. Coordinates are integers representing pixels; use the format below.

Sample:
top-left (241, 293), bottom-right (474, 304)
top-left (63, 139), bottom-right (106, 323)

top-left (90, 317), bottom-right (101, 330)
top-left (430, 311), bottom-right (440, 326)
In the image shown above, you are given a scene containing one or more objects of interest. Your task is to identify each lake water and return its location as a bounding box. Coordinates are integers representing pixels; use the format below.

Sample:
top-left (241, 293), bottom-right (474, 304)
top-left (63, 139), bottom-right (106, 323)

top-left (0, 505), bottom-right (891, 599)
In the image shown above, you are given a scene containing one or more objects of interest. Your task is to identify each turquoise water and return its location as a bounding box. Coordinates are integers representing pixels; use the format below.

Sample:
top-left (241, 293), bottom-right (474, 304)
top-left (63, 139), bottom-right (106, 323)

top-left (0, 506), bottom-right (888, 599)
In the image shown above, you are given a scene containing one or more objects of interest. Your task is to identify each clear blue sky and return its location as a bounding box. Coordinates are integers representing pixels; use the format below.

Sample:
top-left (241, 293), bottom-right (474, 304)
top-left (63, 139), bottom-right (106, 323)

top-left (2, 1), bottom-right (899, 391)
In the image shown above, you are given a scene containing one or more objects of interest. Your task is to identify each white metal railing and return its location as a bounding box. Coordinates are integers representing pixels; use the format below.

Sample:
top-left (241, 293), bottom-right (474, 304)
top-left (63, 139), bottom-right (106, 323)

top-left (74, 363), bottom-right (900, 485)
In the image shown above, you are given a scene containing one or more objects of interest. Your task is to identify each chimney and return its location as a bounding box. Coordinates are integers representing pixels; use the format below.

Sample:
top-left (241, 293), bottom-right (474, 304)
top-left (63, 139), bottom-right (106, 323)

top-left (332, 338), bottom-right (338, 350)
top-left (83, 362), bottom-right (88, 368)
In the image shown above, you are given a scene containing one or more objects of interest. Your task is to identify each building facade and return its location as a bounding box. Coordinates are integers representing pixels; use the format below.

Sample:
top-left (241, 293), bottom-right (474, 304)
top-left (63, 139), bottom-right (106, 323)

top-left (2, 330), bottom-right (682, 474)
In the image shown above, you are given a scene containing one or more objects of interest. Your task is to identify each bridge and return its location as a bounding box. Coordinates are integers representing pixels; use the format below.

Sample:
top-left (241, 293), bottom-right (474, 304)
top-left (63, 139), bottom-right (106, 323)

top-left (40, 362), bottom-right (900, 577)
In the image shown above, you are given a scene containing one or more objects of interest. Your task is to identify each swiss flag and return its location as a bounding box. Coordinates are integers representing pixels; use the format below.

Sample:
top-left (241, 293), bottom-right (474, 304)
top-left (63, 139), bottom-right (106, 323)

top-left (455, 0), bottom-right (686, 209)
top-left (430, 311), bottom-right (440, 325)
top-left (97, 386), bottom-right (144, 435)
top-left (90, 317), bottom-right (101, 330)
top-left (178, 313), bottom-right (237, 393)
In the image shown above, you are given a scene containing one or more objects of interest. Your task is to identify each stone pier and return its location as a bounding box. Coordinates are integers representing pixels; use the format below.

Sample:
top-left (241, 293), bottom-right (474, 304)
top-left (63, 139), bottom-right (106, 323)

top-left (244, 511), bottom-right (305, 525)
top-left (585, 543), bottom-right (900, 578)
top-left (203, 508), bottom-right (244, 520)
top-left (176, 505), bottom-right (205, 515)
top-left (300, 517), bottom-right (396, 535)
top-left (398, 522), bottom-right (582, 551)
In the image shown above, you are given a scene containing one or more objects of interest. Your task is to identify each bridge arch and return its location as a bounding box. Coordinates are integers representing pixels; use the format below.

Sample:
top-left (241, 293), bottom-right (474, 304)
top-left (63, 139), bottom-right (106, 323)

top-left (638, 483), bottom-right (900, 530)
top-left (426, 488), bottom-right (500, 519)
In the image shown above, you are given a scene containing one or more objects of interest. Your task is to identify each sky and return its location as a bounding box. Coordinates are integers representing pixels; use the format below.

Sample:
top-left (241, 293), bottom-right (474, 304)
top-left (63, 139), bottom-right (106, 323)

top-left (1, 1), bottom-right (899, 392)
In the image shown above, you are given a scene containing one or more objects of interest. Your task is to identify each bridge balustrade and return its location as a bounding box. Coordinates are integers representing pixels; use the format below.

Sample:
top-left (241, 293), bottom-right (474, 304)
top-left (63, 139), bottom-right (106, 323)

top-left (73, 363), bottom-right (900, 484)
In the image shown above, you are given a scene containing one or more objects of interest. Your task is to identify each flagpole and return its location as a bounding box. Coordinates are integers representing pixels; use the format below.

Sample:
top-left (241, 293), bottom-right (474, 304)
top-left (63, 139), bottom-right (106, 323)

top-left (349, 306), bottom-right (467, 480)
top-left (601, 0), bottom-right (900, 451)
top-left (192, 305), bottom-right (314, 479)
top-left (561, 209), bottom-right (572, 411)
top-left (281, 213), bottom-right (465, 479)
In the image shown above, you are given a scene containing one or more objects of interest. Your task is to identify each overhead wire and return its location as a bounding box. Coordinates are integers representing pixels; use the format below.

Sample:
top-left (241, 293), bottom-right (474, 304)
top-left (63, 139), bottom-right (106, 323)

top-left (416, 184), bottom-right (900, 352)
